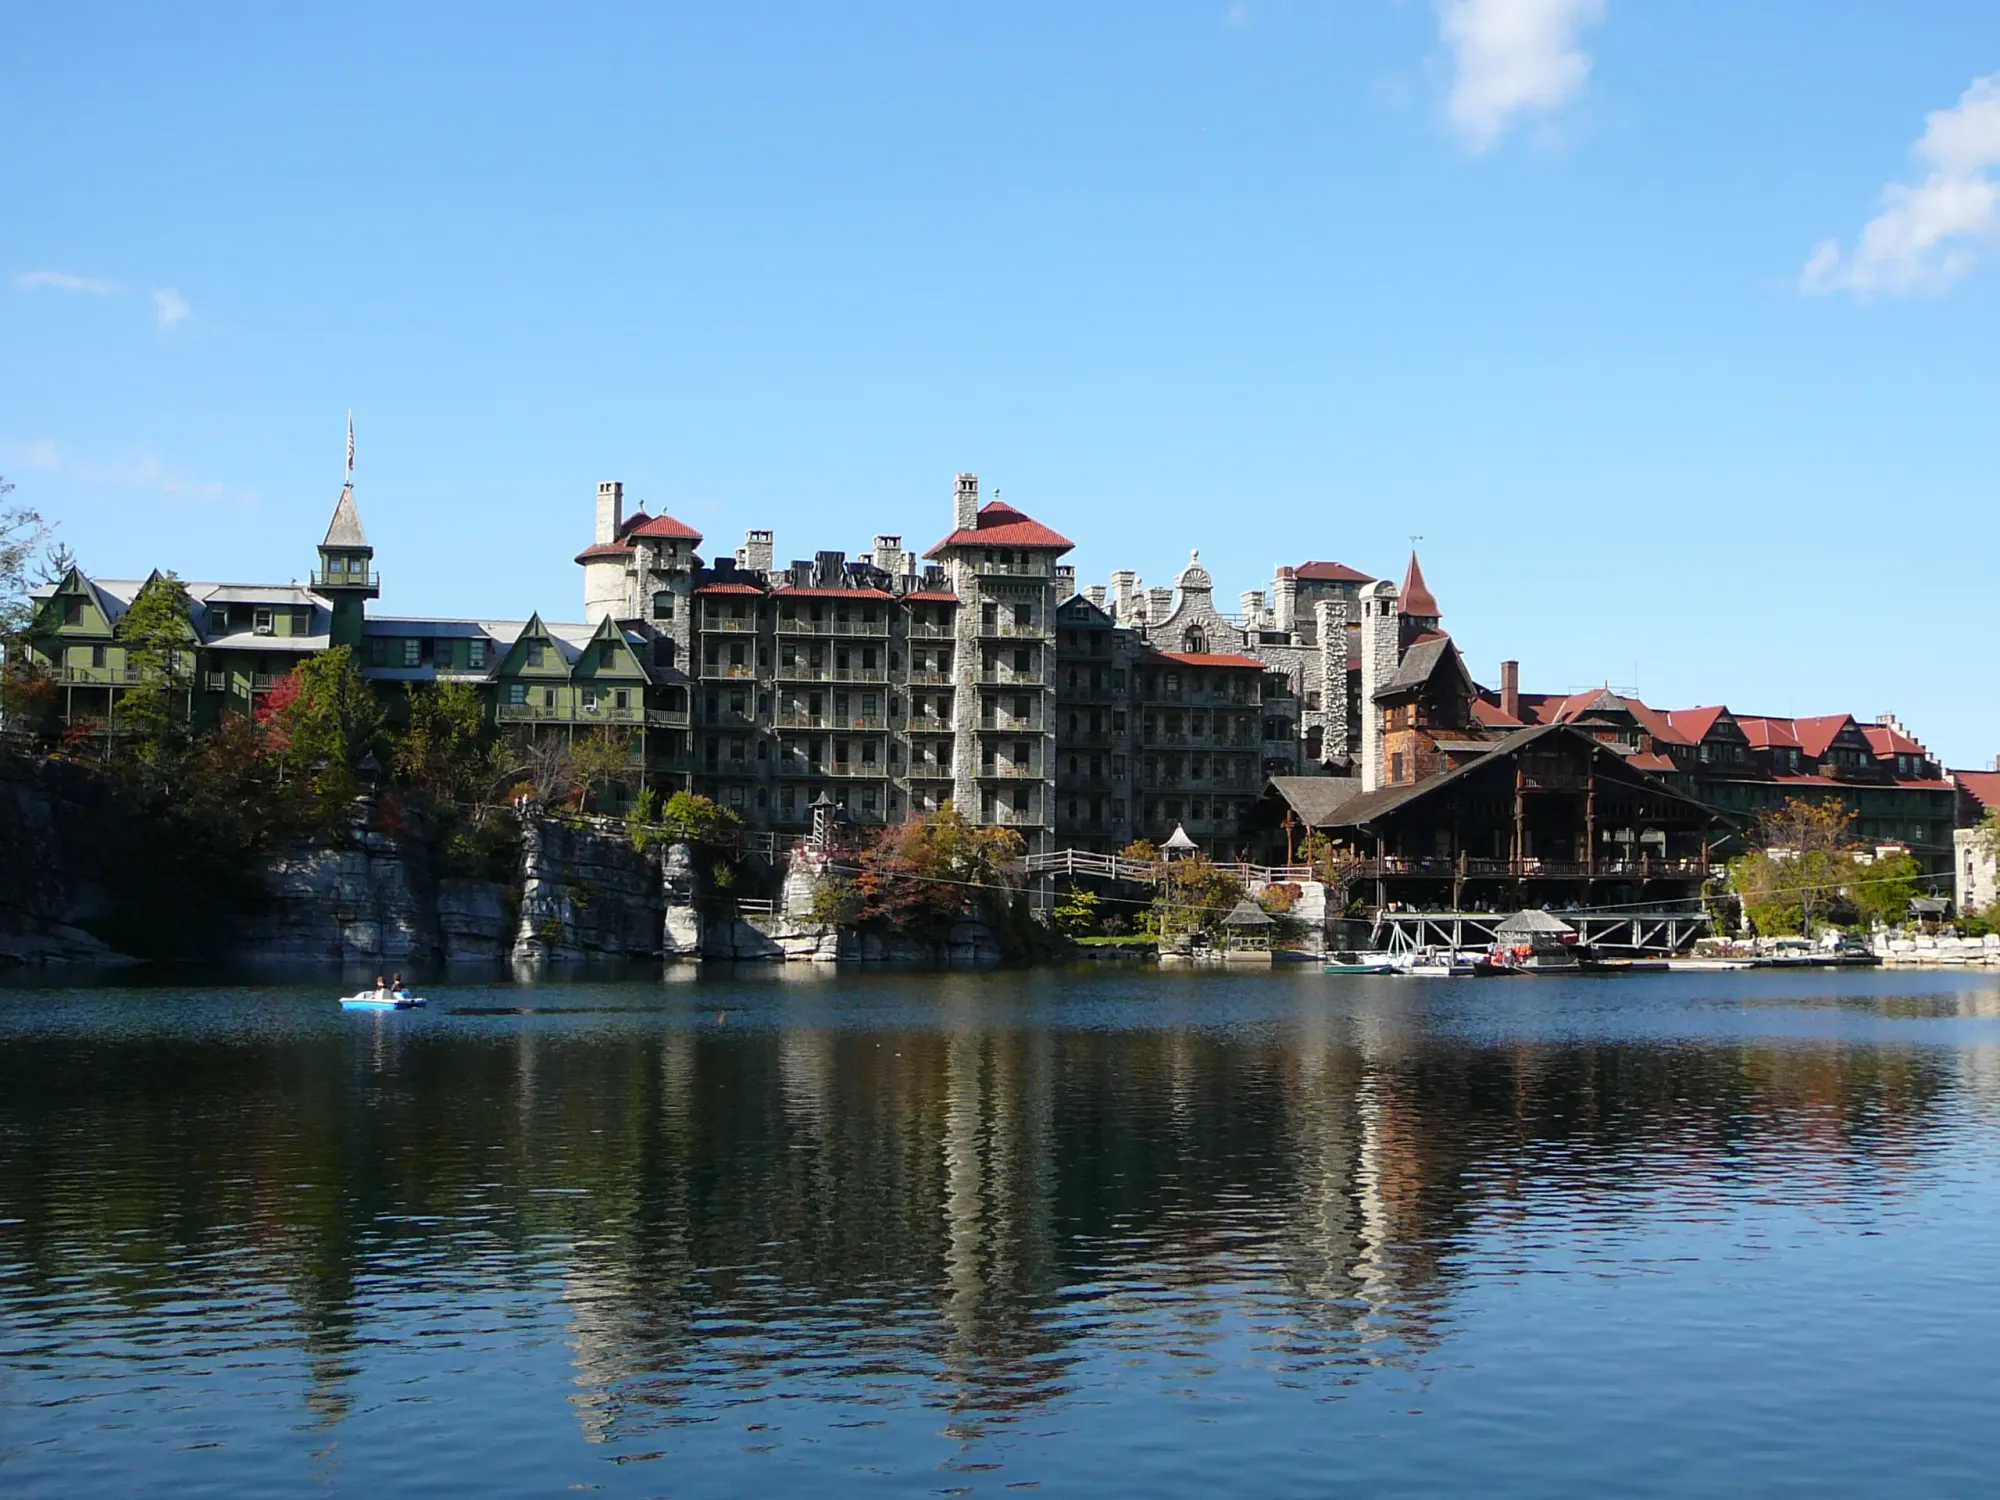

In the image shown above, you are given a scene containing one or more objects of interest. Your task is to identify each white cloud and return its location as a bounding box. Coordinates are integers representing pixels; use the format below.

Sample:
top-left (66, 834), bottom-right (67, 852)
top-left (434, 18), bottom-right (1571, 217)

top-left (152, 288), bottom-right (191, 329)
top-left (1804, 74), bottom-right (2000, 295)
top-left (15, 270), bottom-right (121, 295)
top-left (1222, 2), bottom-right (1254, 28)
top-left (1440, 0), bottom-right (1603, 151)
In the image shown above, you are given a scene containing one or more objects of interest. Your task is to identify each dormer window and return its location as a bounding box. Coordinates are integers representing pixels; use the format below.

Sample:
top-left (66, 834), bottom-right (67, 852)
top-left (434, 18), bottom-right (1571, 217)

top-left (254, 608), bottom-right (274, 636)
top-left (468, 639), bottom-right (488, 669)
top-left (207, 608), bottom-right (226, 636)
top-left (526, 641), bottom-right (546, 668)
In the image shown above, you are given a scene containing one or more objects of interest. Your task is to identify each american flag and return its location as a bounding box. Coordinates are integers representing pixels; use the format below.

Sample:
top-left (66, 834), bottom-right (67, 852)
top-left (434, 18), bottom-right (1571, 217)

top-left (346, 412), bottom-right (355, 476)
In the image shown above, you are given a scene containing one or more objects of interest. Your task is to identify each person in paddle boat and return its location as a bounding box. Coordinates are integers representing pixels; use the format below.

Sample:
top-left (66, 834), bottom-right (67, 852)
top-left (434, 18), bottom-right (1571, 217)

top-left (373, 974), bottom-right (388, 1000)
top-left (390, 973), bottom-right (408, 999)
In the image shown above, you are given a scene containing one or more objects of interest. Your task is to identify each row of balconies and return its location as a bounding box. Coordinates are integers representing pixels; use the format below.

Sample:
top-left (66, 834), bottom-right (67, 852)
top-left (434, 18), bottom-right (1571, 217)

top-left (496, 702), bottom-right (689, 728)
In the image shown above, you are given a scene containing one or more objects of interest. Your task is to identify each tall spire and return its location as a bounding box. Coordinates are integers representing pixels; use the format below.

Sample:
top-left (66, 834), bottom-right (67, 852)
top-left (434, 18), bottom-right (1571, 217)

top-left (1399, 550), bottom-right (1439, 620)
top-left (345, 410), bottom-right (355, 482)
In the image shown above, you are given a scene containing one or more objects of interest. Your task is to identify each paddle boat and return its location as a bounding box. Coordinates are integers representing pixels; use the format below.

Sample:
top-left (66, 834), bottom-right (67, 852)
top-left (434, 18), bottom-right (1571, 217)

top-left (339, 991), bottom-right (428, 1011)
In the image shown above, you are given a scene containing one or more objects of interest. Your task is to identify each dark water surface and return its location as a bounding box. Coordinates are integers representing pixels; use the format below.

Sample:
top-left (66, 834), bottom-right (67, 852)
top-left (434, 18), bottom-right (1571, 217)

top-left (5, 967), bottom-right (2000, 1497)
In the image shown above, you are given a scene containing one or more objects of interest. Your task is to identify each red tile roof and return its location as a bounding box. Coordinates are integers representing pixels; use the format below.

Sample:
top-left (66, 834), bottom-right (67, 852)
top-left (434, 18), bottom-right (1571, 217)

top-left (616, 511), bottom-right (653, 537)
top-left (1736, 716), bottom-right (1802, 752)
top-left (1399, 552), bottom-right (1439, 618)
top-left (1790, 714), bottom-right (1856, 759)
top-left (694, 581), bottom-right (765, 596)
top-left (626, 512), bottom-right (703, 541)
top-left (1405, 628), bottom-right (1448, 646)
top-left (1955, 770), bottom-right (2000, 813)
top-left (1665, 705), bottom-right (1730, 742)
top-left (923, 501), bottom-right (1075, 558)
top-left (1472, 698), bottom-right (1525, 728)
top-left (1145, 650), bottom-right (1266, 670)
top-left (1294, 561), bottom-right (1373, 583)
top-left (904, 590), bottom-right (959, 603)
top-left (773, 586), bottom-right (895, 600)
top-left (1627, 751), bottom-right (1678, 773)
top-left (574, 542), bottom-right (634, 564)
top-left (1862, 722), bottom-right (1927, 757)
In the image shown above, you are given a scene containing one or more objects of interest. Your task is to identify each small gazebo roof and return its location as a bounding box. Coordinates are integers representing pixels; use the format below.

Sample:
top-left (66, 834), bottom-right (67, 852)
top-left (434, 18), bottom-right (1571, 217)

top-left (1223, 899), bottom-right (1274, 927)
top-left (1163, 823), bottom-right (1199, 853)
top-left (1496, 908), bottom-right (1577, 937)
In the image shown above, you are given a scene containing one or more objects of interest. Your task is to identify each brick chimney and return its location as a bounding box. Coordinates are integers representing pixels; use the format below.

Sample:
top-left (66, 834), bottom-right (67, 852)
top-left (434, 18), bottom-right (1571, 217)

top-left (595, 480), bottom-right (624, 546)
top-left (1501, 660), bottom-right (1520, 722)
top-left (954, 472), bottom-right (980, 532)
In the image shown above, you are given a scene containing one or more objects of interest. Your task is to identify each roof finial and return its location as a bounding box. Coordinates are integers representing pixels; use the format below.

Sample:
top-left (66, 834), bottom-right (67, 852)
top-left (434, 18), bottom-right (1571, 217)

top-left (345, 410), bottom-right (355, 483)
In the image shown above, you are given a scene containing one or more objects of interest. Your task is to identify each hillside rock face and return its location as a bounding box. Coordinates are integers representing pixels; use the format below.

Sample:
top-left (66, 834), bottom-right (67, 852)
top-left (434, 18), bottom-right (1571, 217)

top-left (0, 758), bottom-right (133, 965)
top-left (0, 757), bottom-right (1011, 969)
top-left (511, 816), bottom-right (662, 963)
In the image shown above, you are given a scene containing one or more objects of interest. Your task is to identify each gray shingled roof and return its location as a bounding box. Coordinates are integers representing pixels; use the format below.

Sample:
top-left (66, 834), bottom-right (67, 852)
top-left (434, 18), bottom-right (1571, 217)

top-left (322, 483), bottom-right (369, 549)
top-left (1264, 776), bottom-right (1367, 828)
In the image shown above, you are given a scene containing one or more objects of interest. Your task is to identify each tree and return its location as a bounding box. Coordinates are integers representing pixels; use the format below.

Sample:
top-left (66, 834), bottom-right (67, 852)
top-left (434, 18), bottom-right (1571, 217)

top-left (265, 648), bottom-right (384, 812)
top-left (1147, 853), bottom-right (1248, 940)
top-left (566, 726), bottom-right (637, 811)
top-left (392, 681), bottom-right (490, 802)
top-left (851, 803), bottom-right (1025, 940)
top-left (1729, 797), bottom-right (1858, 936)
top-left (1053, 883), bottom-right (1101, 936)
top-left (113, 572), bottom-right (197, 776)
top-left (657, 790), bottom-right (741, 847)
top-left (1849, 848), bottom-right (1923, 928)
top-left (0, 475), bottom-right (49, 646)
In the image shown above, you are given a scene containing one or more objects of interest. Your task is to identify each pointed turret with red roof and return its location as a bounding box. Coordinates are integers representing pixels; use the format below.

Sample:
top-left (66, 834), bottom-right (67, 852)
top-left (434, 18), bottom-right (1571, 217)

top-left (1398, 550), bottom-right (1440, 650)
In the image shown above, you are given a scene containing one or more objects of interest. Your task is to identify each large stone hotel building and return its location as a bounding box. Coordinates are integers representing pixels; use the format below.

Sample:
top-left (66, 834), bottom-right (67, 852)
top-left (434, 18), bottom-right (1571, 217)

top-left (23, 468), bottom-right (1973, 877)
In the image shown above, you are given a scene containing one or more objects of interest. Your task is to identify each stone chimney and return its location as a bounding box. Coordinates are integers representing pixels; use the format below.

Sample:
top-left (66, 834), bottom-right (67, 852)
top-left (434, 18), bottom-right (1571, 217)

top-left (1148, 585), bottom-right (1174, 624)
top-left (1315, 598), bottom-right (1349, 766)
top-left (595, 480), bottom-right (624, 546)
top-left (739, 528), bottom-right (775, 574)
top-left (1240, 590), bottom-right (1266, 630)
top-left (1086, 584), bottom-right (1107, 609)
top-left (1876, 711), bottom-right (1906, 735)
top-left (1055, 563), bottom-right (1076, 596)
top-left (1359, 580), bottom-right (1400, 794)
top-left (1272, 566), bottom-right (1298, 635)
top-left (1501, 660), bottom-right (1520, 722)
top-left (1110, 570), bottom-right (1139, 622)
top-left (954, 472), bottom-right (980, 532)
top-left (873, 534), bottom-right (905, 578)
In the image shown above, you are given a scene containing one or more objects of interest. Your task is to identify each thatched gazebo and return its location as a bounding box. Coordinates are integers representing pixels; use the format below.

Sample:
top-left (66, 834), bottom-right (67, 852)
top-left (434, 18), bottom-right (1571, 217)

top-left (1222, 898), bottom-right (1276, 952)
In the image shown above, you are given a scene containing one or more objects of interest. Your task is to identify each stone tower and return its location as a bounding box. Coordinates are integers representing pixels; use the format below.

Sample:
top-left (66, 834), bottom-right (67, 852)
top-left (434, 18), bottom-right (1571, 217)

top-left (1358, 579), bottom-right (1400, 794)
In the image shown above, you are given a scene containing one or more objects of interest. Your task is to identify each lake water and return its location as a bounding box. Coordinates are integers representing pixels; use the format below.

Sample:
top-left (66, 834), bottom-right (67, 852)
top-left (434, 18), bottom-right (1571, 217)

top-left (4, 966), bottom-right (2000, 1497)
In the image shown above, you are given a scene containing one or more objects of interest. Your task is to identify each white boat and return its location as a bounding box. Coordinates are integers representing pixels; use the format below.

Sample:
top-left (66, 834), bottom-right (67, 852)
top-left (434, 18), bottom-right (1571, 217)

top-left (1392, 949), bottom-right (1478, 977)
top-left (338, 993), bottom-right (427, 1011)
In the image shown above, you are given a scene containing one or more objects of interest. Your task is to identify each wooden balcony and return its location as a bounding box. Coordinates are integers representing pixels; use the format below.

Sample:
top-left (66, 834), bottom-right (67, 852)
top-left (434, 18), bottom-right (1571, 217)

top-left (776, 617), bottom-right (891, 638)
top-left (774, 664), bottom-right (888, 684)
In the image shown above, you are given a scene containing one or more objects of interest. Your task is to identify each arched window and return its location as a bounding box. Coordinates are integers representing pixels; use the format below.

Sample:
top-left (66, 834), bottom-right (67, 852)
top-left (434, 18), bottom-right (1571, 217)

top-left (1183, 626), bottom-right (1206, 654)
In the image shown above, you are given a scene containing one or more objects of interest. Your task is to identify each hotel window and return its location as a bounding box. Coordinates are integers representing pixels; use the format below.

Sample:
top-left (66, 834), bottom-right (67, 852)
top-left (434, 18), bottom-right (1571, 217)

top-left (468, 639), bottom-right (488, 669)
top-left (91, 644), bottom-right (107, 669)
top-left (368, 637), bottom-right (388, 667)
top-left (403, 639), bottom-right (421, 667)
top-left (527, 641), bottom-right (545, 668)
top-left (507, 684), bottom-right (527, 706)
top-left (207, 608), bottom-right (227, 636)
top-left (254, 608), bottom-right (274, 636)
top-left (60, 597), bottom-right (83, 625)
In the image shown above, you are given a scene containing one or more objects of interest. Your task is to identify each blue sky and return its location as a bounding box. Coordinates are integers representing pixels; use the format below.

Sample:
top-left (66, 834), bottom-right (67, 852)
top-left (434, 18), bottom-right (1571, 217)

top-left (4, 2), bottom-right (1998, 763)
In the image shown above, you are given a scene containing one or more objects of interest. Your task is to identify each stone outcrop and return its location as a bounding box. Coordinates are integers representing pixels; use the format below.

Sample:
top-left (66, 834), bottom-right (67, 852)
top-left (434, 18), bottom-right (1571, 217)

top-left (0, 757), bottom-right (151, 966)
top-left (234, 826), bottom-right (441, 966)
top-left (512, 815), bottom-right (662, 963)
